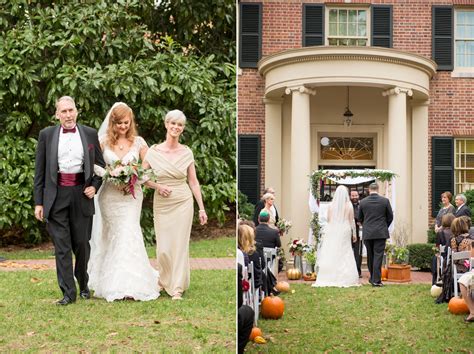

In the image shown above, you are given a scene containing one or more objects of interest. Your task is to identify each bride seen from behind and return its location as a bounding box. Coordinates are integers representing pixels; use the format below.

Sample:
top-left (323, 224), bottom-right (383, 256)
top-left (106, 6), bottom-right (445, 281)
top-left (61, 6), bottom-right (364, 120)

top-left (312, 185), bottom-right (360, 288)
top-left (88, 102), bottom-right (160, 302)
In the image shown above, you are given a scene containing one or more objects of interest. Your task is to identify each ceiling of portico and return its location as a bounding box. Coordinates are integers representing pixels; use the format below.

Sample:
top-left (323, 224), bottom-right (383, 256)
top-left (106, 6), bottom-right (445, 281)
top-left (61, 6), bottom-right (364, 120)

top-left (258, 46), bottom-right (437, 100)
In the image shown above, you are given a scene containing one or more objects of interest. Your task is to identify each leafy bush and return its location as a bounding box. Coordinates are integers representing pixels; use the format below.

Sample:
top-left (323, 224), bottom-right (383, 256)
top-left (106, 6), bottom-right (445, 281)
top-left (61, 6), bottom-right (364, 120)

top-left (463, 189), bottom-right (474, 224)
top-left (0, 1), bottom-right (235, 243)
top-left (427, 228), bottom-right (436, 244)
top-left (237, 190), bottom-right (255, 221)
top-left (406, 243), bottom-right (436, 271)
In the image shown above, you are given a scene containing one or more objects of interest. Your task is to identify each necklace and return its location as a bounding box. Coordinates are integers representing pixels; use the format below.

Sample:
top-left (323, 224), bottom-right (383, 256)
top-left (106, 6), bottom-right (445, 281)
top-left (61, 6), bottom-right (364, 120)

top-left (119, 145), bottom-right (124, 150)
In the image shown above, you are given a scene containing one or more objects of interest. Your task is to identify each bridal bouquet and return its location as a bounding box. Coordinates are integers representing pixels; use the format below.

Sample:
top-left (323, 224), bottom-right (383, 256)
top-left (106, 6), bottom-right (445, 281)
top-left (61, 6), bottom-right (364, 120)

top-left (96, 161), bottom-right (155, 199)
top-left (276, 218), bottom-right (292, 235)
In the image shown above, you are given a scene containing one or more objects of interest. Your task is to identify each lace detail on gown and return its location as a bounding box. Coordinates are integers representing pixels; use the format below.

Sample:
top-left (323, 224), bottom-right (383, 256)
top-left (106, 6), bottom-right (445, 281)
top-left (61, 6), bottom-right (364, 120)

top-left (88, 136), bottom-right (160, 302)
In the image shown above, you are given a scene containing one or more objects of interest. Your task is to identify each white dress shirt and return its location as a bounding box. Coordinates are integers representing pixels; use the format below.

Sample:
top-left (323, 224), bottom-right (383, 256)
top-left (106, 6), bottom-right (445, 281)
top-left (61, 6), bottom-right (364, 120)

top-left (58, 126), bottom-right (84, 173)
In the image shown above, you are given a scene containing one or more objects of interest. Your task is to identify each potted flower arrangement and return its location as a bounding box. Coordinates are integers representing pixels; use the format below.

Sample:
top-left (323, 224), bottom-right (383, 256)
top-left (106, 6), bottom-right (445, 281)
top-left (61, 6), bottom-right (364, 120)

top-left (386, 224), bottom-right (411, 283)
top-left (286, 239), bottom-right (307, 279)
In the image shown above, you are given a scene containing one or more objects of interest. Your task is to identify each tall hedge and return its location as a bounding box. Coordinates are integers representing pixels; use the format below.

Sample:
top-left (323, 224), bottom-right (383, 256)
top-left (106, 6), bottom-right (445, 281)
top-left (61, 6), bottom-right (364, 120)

top-left (0, 0), bottom-right (235, 244)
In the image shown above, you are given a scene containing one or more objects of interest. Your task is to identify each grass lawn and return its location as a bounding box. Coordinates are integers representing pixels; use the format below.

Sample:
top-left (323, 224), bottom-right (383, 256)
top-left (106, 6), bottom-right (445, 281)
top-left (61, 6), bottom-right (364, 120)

top-left (1, 236), bottom-right (235, 260)
top-left (0, 269), bottom-right (235, 352)
top-left (247, 283), bottom-right (474, 352)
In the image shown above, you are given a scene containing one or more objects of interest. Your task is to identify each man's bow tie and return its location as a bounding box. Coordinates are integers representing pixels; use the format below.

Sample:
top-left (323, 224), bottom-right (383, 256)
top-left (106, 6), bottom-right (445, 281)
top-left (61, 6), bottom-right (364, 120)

top-left (62, 127), bottom-right (76, 134)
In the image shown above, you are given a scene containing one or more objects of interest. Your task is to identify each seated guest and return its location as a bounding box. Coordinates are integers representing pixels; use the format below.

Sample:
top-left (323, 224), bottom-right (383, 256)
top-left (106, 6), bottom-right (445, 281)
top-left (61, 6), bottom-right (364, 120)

top-left (253, 187), bottom-right (279, 226)
top-left (459, 270), bottom-right (474, 323)
top-left (238, 223), bottom-right (264, 291)
top-left (255, 211), bottom-right (281, 249)
top-left (238, 263), bottom-right (255, 353)
top-left (459, 215), bottom-right (474, 237)
top-left (431, 213), bottom-right (455, 285)
top-left (450, 217), bottom-right (474, 273)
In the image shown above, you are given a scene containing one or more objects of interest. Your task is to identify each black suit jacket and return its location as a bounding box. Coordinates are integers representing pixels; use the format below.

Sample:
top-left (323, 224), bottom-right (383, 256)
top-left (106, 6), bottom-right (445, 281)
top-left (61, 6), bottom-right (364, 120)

top-left (34, 124), bottom-right (105, 219)
top-left (358, 193), bottom-right (393, 240)
top-left (253, 199), bottom-right (279, 226)
top-left (454, 204), bottom-right (471, 218)
top-left (255, 223), bottom-right (281, 249)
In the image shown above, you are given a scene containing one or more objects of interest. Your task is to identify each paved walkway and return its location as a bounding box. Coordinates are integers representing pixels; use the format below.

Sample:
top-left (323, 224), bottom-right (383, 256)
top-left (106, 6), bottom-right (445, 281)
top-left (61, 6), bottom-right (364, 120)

top-left (0, 258), bottom-right (235, 272)
top-left (278, 269), bottom-right (431, 285)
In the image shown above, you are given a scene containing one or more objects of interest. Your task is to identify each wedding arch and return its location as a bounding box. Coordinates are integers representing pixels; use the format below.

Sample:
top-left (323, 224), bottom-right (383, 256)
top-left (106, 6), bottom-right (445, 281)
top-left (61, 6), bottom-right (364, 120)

top-left (308, 169), bottom-right (397, 248)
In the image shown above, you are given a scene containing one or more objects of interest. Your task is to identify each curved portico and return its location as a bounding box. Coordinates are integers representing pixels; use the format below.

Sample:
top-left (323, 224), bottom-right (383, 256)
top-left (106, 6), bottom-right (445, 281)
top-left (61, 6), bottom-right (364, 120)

top-left (258, 47), bottom-right (436, 245)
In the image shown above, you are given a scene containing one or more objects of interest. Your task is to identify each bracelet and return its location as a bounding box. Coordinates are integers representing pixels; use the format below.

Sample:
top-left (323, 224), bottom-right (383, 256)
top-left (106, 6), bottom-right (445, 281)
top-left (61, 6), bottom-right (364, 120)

top-left (199, 209), bottom-right (206, 213)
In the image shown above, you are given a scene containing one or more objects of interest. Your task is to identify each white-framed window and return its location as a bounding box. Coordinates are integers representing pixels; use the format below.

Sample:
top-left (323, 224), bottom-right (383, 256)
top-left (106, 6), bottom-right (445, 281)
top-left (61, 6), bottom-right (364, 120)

top-left (455, 10), bottom-right (474, 70)
top-left (454, 138), bottom-right (474, 193)
top-left (326, 8), bottom-right (369, 46)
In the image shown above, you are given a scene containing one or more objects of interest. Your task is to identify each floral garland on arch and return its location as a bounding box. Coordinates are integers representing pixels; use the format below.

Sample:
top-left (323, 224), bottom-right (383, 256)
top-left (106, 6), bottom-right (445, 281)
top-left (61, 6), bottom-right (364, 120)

top-left (309, 169), bottom-right (397, 248)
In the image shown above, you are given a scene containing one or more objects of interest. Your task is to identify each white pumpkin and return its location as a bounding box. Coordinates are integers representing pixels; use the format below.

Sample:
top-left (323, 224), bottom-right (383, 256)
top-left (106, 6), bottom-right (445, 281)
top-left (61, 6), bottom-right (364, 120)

top-left (430, 285), bottom-right (442, 297)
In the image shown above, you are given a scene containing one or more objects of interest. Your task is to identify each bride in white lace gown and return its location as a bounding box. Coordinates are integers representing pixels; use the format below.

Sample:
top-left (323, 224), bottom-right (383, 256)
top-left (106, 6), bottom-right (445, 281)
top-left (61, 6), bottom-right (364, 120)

top-left (312, 185), bottom-right (360, 287)
top-left (88, 102), bottom-right (160, 302)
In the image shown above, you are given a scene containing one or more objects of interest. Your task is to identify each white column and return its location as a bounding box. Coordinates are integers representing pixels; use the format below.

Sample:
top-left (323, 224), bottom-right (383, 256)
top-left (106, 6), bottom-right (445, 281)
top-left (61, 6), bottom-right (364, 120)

top-left (411, 100), bottom-right (429, 243)
top-left (382, 87), bottom-right (413, 237)
top-left (285, 86), bottom-right (316, 243)
top-left (264, 97), bottom-right (284, 204)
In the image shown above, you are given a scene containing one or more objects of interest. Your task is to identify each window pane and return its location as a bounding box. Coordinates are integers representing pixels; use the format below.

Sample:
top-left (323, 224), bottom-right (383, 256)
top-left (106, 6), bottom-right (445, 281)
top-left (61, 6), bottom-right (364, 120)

top-left (339, 22), bottom-right (347, 36)
top-left (348, 23), bottom-right (357, 36)
top-left (358, 24), bottom-right (367, 36)
top-left (466, 140), bottom-right (474, 152)
top-left (348, 10), bottom-right (357, 23)
top-left (340, 10), bottom-right (347, 24)
top-left (357, 39), bottom-right (367, 46)
top-left (358, 10), bottom-right (367, 24)
top-left (329, 9), bottom-right (337, 23)
top-left (340, 38), bottom-right (349, 46)
top-left (329, 23), bottom-right (337, 36)
top-left (328, 38), bottom-right (337, 45)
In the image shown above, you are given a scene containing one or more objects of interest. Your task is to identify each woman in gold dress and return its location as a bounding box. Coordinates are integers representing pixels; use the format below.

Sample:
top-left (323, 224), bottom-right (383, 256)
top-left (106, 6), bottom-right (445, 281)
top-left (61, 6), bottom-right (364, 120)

top-left (143, 110), bottom-right (207, 300)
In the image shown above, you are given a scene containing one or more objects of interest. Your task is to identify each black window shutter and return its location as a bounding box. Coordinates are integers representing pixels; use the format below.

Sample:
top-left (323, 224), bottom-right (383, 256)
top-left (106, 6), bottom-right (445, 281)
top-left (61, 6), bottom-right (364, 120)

top-left (432, 6), bottom-right (453, 71)
top-left (431, 137), bottom-right (454, 217)
top-left (240, 3), bottom-right (262, 68)
top-left (303, 4), bottom-right (324, 47)
top-left (371, 5), bottom-right (392, 48)
top-left (238, 135), bottom-right (261, 204)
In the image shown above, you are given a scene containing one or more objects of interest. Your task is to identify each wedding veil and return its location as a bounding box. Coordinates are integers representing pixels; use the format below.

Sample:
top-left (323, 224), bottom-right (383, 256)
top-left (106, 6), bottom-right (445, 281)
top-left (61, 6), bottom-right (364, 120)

top-left (329, 185), bottom-right (351, 224)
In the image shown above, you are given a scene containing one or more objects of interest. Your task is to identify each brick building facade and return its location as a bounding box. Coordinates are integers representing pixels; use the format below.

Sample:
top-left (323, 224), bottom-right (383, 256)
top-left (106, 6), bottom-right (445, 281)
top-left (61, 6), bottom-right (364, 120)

top-left (237, 0), bottom-right (474, 244)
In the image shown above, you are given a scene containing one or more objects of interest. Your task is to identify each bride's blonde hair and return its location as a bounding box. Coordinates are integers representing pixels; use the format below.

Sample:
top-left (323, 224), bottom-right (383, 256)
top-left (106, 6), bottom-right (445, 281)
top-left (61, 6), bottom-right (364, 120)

top-left (105, 103), bottom-right (137, 147)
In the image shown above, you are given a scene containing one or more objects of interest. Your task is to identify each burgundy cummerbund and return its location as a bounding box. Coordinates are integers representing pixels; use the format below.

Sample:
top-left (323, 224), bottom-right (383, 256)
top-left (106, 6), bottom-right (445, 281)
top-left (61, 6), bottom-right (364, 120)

top-left (58, 172), bottom-right (85, 187)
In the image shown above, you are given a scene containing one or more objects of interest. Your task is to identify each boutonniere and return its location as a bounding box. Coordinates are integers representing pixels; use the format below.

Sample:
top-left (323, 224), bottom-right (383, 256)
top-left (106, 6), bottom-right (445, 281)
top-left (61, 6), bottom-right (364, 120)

top-left (88, 144), bottom-right (94, 151)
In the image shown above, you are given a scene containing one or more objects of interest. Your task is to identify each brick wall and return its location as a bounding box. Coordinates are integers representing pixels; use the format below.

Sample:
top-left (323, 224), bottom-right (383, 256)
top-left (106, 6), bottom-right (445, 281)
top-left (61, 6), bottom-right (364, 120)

top-left (238, 0), bottom-right (474, 211)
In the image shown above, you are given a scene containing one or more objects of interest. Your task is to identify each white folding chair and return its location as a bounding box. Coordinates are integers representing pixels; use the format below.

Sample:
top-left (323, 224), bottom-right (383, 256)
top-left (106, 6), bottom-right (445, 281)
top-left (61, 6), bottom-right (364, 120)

top-left (435, 245), bottom-right (446, 284)
top-left (247, 261), bottom-right (259, 325)
top-left (452, 250), bottom-right (472, 297)
top-left (242, 265), bottom-right (251, 307)
top-left (263, 247), bottom-right (278, 276)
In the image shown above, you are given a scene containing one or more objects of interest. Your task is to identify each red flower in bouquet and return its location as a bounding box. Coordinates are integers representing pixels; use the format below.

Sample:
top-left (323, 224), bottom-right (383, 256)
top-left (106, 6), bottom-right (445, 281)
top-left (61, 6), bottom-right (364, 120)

top-left (102, 161), bottom-right (154, 199)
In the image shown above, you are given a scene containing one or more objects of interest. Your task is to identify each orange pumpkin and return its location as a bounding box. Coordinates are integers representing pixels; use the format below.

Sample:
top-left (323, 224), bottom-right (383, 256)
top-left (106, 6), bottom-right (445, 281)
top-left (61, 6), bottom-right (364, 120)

top-left (381, 267), bottom-right (388, 281)
top-left (260, 295), bottom-right (285, 319)
top-left (249, 327), bottom-right (262, 341)
top-left (275, 281), bottom-right (290, 293)
top-left (448, 296), bottom-right (469, 315)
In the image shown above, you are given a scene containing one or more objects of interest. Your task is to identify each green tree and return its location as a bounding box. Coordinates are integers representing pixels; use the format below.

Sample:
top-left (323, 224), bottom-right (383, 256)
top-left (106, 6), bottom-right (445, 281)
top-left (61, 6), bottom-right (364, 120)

top-left (0, 0), bottom-right (235, 244)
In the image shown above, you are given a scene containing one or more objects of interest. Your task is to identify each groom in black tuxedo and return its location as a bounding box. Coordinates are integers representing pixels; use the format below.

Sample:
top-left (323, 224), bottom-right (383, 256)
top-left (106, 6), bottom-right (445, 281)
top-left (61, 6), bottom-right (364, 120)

top-left (350, 190), bottom-right (362, 278)
top-left (358, 183), bottom-right (393, 287)
top-left (34, 96), bottom-right (105, 305)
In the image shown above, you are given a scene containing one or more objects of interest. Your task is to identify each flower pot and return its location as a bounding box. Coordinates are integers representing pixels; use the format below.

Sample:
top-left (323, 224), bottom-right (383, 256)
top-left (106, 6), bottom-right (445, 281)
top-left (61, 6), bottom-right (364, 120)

top-left (387, 264), bottom-right (411, 283)
top-left (293, 255), bottom-right (304, 274)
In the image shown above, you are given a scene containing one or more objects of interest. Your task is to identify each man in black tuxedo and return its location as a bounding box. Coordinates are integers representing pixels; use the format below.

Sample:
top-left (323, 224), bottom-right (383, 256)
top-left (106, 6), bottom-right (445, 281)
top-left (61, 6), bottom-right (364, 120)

top-left (252, 187), bottom-right (279, 226)
top-left (350, 190), bottom-right (362, 278)
top-left (255, 211), bottom-right (281, 249)
top-left (454, 194), bottom-right (471, 218)
top-left (34, 96), bottom-right (105, 305)
top-left (358, 183), bottom-right (393, 287)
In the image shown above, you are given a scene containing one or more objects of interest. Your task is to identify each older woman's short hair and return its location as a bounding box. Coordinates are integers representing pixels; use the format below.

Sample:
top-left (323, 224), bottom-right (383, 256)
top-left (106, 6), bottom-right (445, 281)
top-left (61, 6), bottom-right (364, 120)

top-left (455, 194), bottom-right (467, 204)
top-left (441, 191), bottom-right (452, 201)
top-left (261, 193), bottom-right (274, 202)
top-left (441, 213), bottom-right (455, 228)
top-left (451, 217), bottom-right (469, 236)
top-left (165, 109), bottom-right (186, 125)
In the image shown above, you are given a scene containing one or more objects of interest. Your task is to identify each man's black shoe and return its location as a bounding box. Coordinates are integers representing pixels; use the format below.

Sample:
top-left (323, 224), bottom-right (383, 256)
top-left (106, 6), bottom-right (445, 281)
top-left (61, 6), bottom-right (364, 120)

top-left (80, 289), bottom-right (91, 299)
top-left (372, 282), bottom-right (384, 287)
top-left (56, 297), bottom-right (75, 306)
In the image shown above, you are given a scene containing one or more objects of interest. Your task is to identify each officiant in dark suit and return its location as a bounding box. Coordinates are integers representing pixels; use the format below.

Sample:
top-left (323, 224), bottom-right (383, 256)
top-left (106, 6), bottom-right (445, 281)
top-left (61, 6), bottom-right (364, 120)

top-left (358, 183), bottom-right (393, 287)
top-left (454, 194), bottom-right (471, 218)
top-left (253, 187), bottom-right (279, 226)
top-left (34, 96), bottom-right (105, 305)
top-left (350, 190), bottom-right (362, 278)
